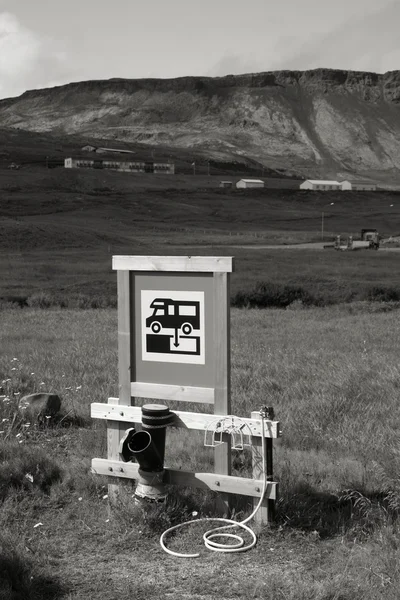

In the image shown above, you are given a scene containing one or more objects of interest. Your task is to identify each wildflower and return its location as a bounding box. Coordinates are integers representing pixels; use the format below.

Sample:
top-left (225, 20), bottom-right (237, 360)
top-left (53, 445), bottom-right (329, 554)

top-left (25, 474), bottom-right (34, 483)
top-left (20, 407), bottom-right (27, 411)
top-left (33, 523), bottom-right (43, 528)
top-left (0, 431), bottom-right (4, 434)
top-left (11, 368), bottom-right (16, 371)
top-left (102, 494), bottom-right (108, 500)
top-left (23, 423), bottom-right (31, 428)
top-left (1, 419), bottom-right (9, 423)
top-left (16, 433), bottom-right (22, 438)
top-left (30, 372), bottom-right (35, 375)
top-left (78, 497), bottom-right (82, 502)
top-left (18, 440), bottom-right (23, 444)
top-left (65, 387), bottom-right (72, 390)
top-left (12, 358), bottom-right (18, 361)
top-left (76, 386), bottom-right (82, 390)
top-left (40, 382), bottom-right (45, 386)
top-left (14, 392), bottom-right (20, 396)
top-left (192, 511), bottom-right (198, 517)
top-left (45, 416), bottom-right (51, 420)
top-left (105, 519), bottom-right (110, 523)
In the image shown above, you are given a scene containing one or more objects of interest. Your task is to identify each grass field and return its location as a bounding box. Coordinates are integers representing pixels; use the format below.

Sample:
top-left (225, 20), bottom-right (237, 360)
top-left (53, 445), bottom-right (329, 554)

top-left (2, 159), bottom-right (400, 598)
top-left (1, 305), bottom-right (400, 599)
top-left (2, 166), bottom-right (400, 308)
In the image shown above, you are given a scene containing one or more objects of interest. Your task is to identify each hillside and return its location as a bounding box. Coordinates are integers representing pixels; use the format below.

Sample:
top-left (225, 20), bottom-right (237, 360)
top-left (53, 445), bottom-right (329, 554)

top-left (0, 127), bottom-right (282, 176)
top-left (1, 69), bottom-right (400, 181)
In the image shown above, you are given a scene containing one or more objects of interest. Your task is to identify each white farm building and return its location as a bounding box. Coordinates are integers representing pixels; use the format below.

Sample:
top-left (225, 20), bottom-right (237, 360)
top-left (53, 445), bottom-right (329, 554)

top-left (64, 158), bottom-right (175, 174)
top-left (236, 179), bottom-right (265, 189)
top-left (340, 180), bottom-right (377, 191)
top-left (300, 179), bottom-right (377, 191)
top-left (300, 180), bottom-right (341, 191)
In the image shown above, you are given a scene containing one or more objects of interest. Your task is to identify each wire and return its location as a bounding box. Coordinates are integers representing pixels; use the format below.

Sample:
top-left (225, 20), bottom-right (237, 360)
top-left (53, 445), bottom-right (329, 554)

top-left (159, 414), bottom-right (268, 557)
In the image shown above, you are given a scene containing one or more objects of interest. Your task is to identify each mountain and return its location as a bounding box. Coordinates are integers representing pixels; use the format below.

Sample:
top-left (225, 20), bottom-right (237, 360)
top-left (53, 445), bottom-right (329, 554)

top-left (1, 68), bottom-right (400, 180)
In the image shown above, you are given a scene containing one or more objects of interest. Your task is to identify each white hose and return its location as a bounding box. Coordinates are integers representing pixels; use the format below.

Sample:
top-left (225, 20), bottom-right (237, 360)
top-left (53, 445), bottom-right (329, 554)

top-left (160, 414), bottom-right (268, 557)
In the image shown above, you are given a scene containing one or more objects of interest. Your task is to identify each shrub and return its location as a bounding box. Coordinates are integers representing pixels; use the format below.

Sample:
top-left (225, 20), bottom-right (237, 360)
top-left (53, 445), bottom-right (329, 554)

top-left (367, 286), bottom-right (400, 303)
top-left (27, 292), bottom-right (54, 309)
top-left (231, 281), bottom-right (318, 309)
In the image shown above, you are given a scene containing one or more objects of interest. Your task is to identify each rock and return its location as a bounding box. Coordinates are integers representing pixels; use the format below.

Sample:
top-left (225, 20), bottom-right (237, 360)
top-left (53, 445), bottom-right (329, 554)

top-left (19, 393), bottom-right (61, 422)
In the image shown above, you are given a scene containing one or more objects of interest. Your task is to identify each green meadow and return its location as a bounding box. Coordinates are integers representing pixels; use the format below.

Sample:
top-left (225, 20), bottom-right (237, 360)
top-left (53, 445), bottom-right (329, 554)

top-left (1, 305), bottom-right (400, 599)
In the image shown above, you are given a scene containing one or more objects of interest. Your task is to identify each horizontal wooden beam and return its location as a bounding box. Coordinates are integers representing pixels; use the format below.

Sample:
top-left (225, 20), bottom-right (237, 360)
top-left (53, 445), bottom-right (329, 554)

top-left (130, 382), bottom-right (214, 404)
top-left (91, 458), bottom-right (278, 499)
top-left (112, 255), bottom-right (234, 273)
top-left (91, 402), bottom-right (281, 438)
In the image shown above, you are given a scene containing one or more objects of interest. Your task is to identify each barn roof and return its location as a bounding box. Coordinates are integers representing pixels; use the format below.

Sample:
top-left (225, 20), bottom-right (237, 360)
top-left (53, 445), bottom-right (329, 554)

top-left (305, 180), bottom-right (340, 185)
top-left (239, 179), bottom-right (264, 183)
top-left (97, 147), bottom-right (136, 154)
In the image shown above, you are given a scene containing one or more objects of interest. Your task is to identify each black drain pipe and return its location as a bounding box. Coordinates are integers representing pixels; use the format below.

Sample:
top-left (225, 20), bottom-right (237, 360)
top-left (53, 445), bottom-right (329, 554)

top-left (119, 404), bottom-right (173, 501)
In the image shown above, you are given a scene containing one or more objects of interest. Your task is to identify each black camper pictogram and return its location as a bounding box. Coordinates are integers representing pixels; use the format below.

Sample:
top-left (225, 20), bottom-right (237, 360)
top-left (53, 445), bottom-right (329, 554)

top-left (145, 298), bottom-right (201, 355)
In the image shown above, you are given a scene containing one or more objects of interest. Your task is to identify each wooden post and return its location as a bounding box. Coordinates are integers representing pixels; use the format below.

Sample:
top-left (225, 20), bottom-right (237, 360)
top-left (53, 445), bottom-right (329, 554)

top-left (251, 410), bottom-right (274, 525)
top-left (213, 271), bottom-right (231, 514)
top-left (108, 270), bottom-right (132, 502)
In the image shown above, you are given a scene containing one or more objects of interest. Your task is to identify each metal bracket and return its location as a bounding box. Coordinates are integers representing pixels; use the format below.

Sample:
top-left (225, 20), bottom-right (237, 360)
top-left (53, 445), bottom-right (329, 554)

top-left (204, 415), bottom-right (253, 450)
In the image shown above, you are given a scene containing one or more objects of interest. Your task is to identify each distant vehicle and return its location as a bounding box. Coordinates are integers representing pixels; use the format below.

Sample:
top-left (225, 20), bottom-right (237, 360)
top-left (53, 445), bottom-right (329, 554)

top-left (146, 298), bottom-right (200, 335)
top-left (333, 229), bottom-right (380, 251)
top-left (8, 163), bottom-right (20, 170)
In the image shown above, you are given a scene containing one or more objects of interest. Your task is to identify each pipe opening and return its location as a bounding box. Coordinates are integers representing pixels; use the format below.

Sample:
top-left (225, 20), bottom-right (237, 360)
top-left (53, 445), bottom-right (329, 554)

top-left (127, 430), bottom-right (151, 454)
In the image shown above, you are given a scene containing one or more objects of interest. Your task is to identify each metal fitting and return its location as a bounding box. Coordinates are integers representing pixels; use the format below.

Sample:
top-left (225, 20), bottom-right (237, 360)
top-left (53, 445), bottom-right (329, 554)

top-left (259, 406), bottom-right (275, 420)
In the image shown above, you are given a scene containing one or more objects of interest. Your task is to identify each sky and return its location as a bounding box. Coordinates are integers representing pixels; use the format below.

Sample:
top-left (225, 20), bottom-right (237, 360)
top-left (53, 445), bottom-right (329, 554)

top-left (0, 0), bottom-right (399, 99)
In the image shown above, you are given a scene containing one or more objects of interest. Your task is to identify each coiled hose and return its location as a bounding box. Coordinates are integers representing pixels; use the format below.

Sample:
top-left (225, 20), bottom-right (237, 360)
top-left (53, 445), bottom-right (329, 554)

top-left (160, 414), bottom-right (268, 557)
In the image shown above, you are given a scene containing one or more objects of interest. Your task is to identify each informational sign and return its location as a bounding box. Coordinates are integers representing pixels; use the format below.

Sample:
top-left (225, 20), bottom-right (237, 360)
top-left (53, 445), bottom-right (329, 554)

top-left (141, 290), bottom-right (205, 364)
top-left (112, 255), bottom-right (233, 399)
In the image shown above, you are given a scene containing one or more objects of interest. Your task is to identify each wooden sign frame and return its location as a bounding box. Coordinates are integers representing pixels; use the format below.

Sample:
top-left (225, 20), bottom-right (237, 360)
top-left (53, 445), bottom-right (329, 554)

top-left (91, 255), bottom-right (281, 523)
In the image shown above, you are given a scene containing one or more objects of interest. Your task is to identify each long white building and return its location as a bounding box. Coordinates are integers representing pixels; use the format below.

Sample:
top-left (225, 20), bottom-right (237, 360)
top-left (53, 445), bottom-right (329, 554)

top-left (300, 180), bottom-right (341, 190)
top-left (236, 179), bottom-right (265, 189)
top-left (340, 180), bottom-right (377, 191)
top-left (300, 179), bottom-right (376, 191)
top-left (65, 158), bottom-right (175, 174)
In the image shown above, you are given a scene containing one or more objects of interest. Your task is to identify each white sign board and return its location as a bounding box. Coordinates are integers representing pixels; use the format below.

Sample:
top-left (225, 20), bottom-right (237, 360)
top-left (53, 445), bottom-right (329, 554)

top-left (141, 290), bottom-right (205, 364)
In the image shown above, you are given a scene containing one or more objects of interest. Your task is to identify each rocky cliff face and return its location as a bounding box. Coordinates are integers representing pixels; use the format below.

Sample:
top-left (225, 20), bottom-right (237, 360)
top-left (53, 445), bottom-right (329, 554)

top-left (1, 68), bottom-right (400, 179)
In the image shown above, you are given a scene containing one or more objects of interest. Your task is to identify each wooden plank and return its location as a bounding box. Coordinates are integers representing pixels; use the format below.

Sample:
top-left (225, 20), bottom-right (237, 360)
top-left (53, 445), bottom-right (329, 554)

top-left (91, 458), bottom-right (278, 500)
top-left (213, 270), bottom-right (232, 513)
top-left (92, 402), bottom-right (281, 438)
top-left (251, 410), bottom-right (275, 525)
top-left (112, 255), bottom-right (234, 273)
top-left (107, 400), bottom-right (120, 503)
top-left (130, 382), bottom-right (214, 404)
top-left (118, 270), bottom-right (132, 404)
top-left (108, 270), bottom-right (132, 502)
